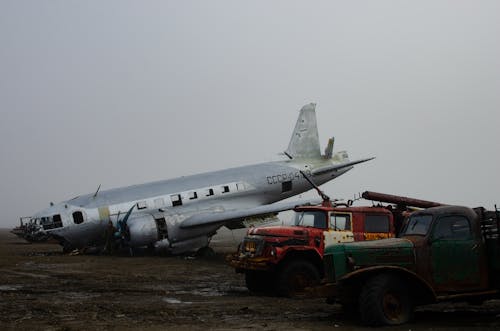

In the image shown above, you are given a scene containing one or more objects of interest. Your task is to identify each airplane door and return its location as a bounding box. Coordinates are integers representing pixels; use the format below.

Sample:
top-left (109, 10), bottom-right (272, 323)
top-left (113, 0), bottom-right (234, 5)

top-left (429, 215), bottom-right (483, 292)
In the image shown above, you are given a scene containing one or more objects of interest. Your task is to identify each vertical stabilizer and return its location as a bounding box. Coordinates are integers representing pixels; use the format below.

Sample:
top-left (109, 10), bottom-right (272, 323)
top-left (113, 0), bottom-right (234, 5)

top-left (285, 103), bottom-right (321, 159)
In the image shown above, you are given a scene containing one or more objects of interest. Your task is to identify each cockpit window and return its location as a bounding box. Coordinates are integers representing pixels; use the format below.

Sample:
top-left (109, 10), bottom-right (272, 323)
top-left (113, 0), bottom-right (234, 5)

top-left (293, 211), bottom-right (327, 228)
top-left (401, 214), bottom-right (433, 236)
top-left (73, 211), bottom-right (84, 224)
top-left (53, 214), bottom-right (63, 228)
top-left (41, 215), bottom-right (64, 230)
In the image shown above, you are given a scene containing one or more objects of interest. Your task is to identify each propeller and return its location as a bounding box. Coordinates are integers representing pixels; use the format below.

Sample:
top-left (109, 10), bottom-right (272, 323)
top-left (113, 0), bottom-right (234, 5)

top-left (114, 204), bottom-right (136, 243)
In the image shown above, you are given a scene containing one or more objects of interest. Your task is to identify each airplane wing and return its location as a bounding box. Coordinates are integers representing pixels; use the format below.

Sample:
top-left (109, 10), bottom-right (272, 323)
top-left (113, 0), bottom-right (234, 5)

top-left (311, 157), bottom-right (375, 176)
top-left (180, 198), bottom-right (322, 229)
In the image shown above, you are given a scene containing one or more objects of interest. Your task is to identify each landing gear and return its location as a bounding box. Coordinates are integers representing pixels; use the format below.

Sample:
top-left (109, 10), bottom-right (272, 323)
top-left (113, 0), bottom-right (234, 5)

top-left (196, 246), bottom-right (215, 258)
top-left (61, 240), bottom-right (75, 254)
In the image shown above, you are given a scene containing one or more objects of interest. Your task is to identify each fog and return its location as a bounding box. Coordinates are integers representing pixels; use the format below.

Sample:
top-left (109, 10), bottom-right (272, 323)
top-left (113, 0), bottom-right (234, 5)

top-left (1, 1), bottom-right (499, 227)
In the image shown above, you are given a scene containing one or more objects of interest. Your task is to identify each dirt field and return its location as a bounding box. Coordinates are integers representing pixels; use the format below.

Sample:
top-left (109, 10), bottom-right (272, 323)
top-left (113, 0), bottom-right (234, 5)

top-left (1, 229), bottom-right (500, 331)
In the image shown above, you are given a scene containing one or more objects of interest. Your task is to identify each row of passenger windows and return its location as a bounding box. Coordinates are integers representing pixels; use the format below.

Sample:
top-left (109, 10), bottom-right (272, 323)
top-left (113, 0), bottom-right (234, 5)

top-left (131, 183), bottom-right (244, 210)
top-left (170, 184), bottom-right (236, 207)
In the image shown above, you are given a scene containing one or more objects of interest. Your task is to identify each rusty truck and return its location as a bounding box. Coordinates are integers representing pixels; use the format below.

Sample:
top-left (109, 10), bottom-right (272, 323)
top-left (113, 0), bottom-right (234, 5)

top-left (226, 191), bottom-right (441, 296)
top-left (320, 204), bottom-right (500, 326)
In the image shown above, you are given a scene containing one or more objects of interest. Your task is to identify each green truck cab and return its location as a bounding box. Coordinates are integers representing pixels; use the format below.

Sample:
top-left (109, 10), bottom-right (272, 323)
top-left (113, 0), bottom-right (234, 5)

top-left (322, 205), bottom-right (500, 326)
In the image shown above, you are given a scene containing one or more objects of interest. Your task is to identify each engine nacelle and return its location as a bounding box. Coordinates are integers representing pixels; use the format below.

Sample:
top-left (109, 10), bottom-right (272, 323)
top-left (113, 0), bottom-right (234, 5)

top-left (127, 214), bottom-right (159, 247)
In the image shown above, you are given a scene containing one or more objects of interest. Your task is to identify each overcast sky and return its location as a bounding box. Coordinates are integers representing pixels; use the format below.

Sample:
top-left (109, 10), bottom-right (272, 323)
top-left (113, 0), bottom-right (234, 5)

top-left (1, 1), bottom-right (499, 228)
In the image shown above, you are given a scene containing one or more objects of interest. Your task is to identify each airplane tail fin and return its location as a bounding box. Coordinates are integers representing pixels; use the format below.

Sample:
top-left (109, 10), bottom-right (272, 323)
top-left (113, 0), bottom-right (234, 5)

top-left (285, 103), bottom-right (321, 159)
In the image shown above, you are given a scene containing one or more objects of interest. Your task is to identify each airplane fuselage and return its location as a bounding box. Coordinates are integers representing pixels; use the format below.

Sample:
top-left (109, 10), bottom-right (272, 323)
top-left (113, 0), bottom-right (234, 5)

top-left (32, 158), bottom-right (350, 253)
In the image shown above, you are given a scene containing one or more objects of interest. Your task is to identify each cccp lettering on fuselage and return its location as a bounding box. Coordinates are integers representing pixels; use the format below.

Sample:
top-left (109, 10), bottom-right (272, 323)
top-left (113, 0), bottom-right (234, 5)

top-left (266, 170), bottom-right (312, 185)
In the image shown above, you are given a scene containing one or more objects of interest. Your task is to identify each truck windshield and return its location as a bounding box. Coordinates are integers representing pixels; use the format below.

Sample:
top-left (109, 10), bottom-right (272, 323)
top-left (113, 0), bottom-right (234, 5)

top-left (293, 211), bottom-right (326, 228)
top-left (401, 214), bottom-right (433, 236)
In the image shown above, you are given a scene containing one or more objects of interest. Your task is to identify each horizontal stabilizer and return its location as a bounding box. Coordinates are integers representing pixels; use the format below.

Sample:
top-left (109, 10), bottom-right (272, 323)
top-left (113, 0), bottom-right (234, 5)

top-left (312, 157), bottom-right (375, 176)
top-left (180, 198), bottom-right (322, 229)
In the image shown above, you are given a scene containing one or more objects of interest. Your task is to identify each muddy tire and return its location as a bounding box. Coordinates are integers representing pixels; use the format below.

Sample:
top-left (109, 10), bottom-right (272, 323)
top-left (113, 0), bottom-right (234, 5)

top-left (359, 273), bottom-right (413, 326)
top-left (245, 270), bottom-right (273, 293)
top-left (276, 260), bottom-right (320, 297)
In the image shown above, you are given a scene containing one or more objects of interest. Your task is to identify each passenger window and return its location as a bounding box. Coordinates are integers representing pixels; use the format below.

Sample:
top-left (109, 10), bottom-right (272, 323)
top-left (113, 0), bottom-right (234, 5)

top-left (205, 188), bottom-right (214, 197)
top-left (73, 211), bottom-right (84, 224)
top-left (137, 201), bottom-right (147, 209)
top-left (365, 215), bottom-right (390, 233)
top-left (222, 185), bottom-right (230, 193)
top-left (433, 216), bottom-right (471, 240)
top-left (282, 181), bottom-right (292, 193)
top-left (170, 194), bottom-right (182, 207)
top-left (330, 213), bottom-right (351, 230)
top-left (188, 191), bottom-right (198, 200)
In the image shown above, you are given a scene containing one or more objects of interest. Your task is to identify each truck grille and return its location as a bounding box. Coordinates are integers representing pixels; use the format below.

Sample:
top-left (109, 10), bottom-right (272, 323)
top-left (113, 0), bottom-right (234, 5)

top-left (241, 237), bottom-right (264, 256)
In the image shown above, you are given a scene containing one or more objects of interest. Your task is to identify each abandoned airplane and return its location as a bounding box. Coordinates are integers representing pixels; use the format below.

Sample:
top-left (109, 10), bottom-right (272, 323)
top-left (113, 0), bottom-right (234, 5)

top-left (20, 103), bottom-right (373, 254)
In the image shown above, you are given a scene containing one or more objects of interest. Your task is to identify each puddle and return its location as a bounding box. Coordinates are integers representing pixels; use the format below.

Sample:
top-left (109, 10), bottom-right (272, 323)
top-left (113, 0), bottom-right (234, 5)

top-left (63, 292), bottom-right (101, 300)
top-left (189, 288), bottom-right (224, 297)
top-left (0, 285), bottom-right (22, 291)
top-left (162, 297), bottom-right (192, 304)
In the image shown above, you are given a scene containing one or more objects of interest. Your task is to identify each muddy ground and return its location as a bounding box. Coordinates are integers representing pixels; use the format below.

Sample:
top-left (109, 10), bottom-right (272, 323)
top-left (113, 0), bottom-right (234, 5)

top-left (1, 229), bottom-right (500, 331)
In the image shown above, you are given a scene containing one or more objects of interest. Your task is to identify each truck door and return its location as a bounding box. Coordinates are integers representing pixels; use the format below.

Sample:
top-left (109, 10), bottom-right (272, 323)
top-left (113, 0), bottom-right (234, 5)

top-left (326, 212), bottom-right (354, 245)
top-left (430, 215), bottom-right (484, 291)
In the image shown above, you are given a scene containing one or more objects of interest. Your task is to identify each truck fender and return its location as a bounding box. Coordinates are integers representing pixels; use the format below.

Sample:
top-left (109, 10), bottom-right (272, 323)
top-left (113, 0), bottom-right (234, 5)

top-left (339, 266), bottom-right (437, 305)
top-left (278, 249), bottom-right (324, 276)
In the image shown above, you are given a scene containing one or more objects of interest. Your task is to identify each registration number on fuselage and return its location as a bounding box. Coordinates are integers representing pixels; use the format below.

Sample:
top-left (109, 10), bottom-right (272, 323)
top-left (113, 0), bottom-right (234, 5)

top-left (266, 170), bottom-right (311, 185)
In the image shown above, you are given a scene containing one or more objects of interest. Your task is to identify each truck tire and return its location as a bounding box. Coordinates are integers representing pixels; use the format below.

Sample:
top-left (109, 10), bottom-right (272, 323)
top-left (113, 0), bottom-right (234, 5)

top-left (245, 271), bottom-right (273, 293)
top-left (359, 273), bottom-right (413, 326)
top-left (276, 260), bottom-right (320, 297)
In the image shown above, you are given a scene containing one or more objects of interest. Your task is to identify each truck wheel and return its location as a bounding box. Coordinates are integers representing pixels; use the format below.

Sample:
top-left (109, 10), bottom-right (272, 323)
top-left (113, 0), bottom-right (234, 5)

top-left (245, 271), bottom-right (273, 293)
top-left (276, 260), bottom-right (320, 297)
top-left (359, 274), bottom-right (413, 326)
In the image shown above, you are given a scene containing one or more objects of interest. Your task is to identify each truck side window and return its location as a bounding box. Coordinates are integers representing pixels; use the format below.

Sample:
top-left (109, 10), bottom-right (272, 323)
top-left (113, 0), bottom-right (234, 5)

top-left (330, 213), bottom-right (351, 230)
top-left (365, 215), bottom-right (390, 233)
top-left (433, 216), bottom-right (471, 240)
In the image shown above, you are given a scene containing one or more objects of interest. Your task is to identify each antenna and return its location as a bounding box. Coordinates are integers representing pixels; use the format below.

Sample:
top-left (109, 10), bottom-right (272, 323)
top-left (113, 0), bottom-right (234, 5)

top-left (93, 184), bottom-right (101, 199)
top-left (299, 170), bottom-right (331, 205)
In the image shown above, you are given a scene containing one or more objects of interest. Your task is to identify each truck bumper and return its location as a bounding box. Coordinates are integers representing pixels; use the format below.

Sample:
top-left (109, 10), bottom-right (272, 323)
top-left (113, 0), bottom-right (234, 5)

top-left (225, 253), bottom-right (274, 272)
